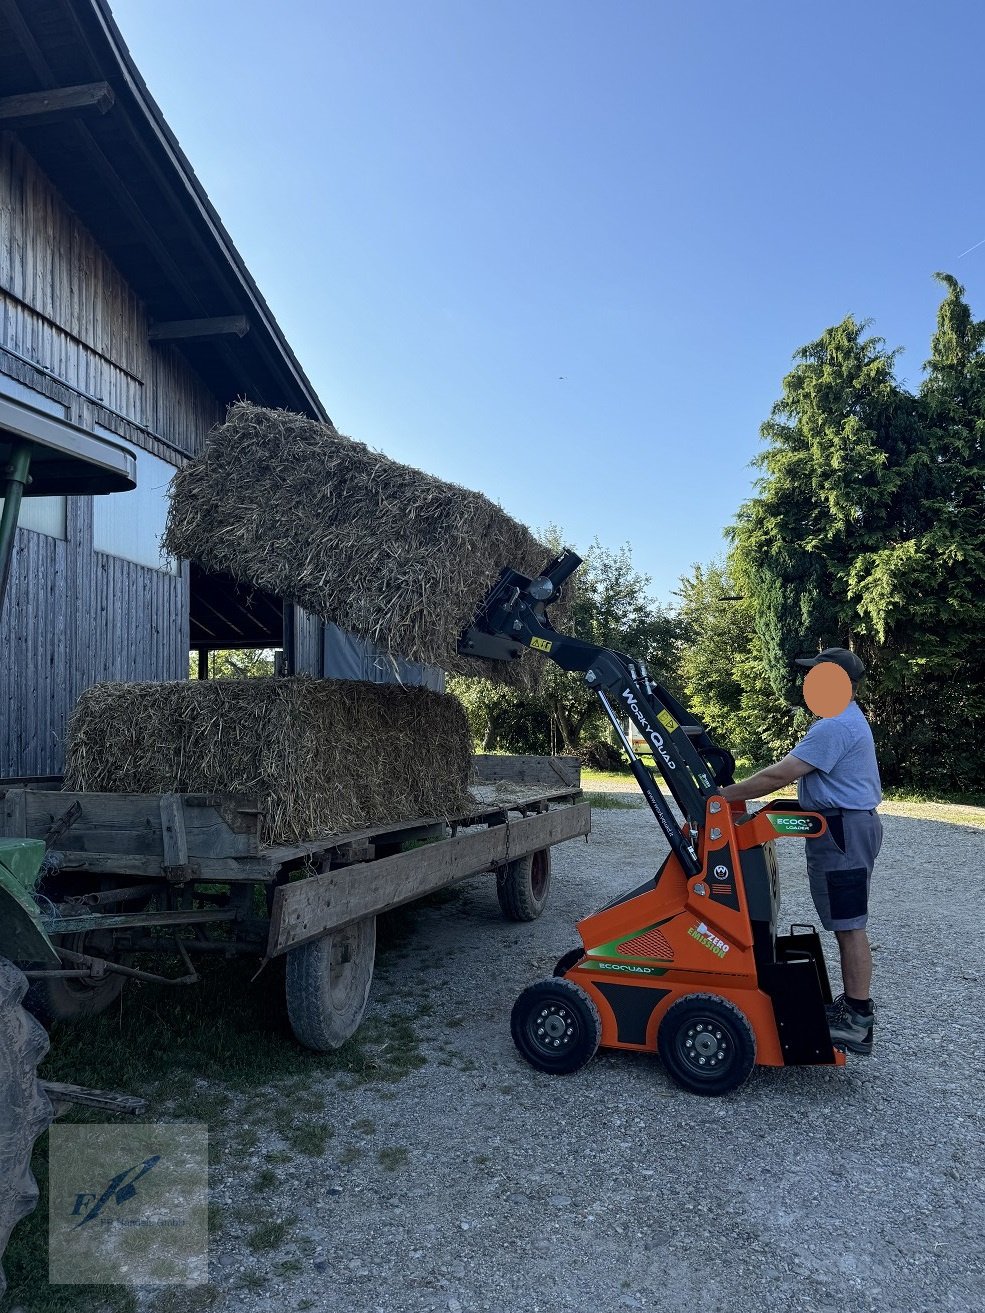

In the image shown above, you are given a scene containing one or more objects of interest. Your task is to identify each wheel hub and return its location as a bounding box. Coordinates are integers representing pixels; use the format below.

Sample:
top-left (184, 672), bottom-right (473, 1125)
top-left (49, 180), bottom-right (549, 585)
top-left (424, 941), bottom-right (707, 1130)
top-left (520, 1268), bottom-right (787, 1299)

top-left (533, 1003), bottom-right (577, 1050)
top-left (681, 1020), bottom-right (729, 1069)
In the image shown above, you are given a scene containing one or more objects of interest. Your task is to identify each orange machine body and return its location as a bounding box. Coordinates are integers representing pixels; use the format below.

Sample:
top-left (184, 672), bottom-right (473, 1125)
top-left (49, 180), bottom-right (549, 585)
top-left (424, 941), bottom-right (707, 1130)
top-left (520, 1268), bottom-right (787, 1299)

top-left (562, 797), bottom-right (846, 1070)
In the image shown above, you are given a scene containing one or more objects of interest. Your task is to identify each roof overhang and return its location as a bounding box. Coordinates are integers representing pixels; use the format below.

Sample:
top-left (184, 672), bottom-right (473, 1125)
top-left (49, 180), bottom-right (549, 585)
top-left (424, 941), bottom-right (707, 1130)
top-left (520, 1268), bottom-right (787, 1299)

top-left (0, 393), bottom-right (136, 495)
top-left (0, 0), bottom-right (330, 424)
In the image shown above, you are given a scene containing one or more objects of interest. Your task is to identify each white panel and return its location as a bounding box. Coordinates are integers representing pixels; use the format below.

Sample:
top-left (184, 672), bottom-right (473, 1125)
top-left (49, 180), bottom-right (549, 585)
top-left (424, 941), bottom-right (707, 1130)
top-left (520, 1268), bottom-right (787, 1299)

top-left (92, 437), bottom-right (178, 574)
top-left (16, 497), bottom-right (67, 538)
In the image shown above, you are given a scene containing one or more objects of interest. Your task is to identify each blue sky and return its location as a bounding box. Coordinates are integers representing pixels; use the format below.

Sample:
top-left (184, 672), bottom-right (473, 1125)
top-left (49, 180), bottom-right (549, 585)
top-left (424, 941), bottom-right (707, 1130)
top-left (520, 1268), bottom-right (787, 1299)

top-left (112, 0), bottom-right (985, 604)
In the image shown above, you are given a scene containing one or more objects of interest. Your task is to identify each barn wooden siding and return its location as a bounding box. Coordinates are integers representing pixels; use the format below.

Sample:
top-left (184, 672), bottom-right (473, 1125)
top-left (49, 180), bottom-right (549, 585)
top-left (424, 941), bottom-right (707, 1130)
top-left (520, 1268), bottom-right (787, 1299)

top-left (0, 134), bottom-right (322, 776)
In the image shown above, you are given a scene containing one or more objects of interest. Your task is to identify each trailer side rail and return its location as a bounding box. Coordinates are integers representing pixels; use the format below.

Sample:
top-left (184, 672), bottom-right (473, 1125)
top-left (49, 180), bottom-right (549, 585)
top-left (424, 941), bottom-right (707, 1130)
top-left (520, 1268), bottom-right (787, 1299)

top-left (266, 799), bottom-right (591, 956)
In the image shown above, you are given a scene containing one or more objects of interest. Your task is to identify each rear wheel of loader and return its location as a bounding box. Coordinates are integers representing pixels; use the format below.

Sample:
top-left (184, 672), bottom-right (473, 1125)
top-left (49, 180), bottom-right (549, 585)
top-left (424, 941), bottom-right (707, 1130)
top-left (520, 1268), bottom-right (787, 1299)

top-left (553, 947), bottom-right (584, 977)
top-left (285, 916), bottom-right (376, 1052)
top-left (0, 957), bottom-right (53, 1300)
top-left (657, 994), bottom-right (757, 1097)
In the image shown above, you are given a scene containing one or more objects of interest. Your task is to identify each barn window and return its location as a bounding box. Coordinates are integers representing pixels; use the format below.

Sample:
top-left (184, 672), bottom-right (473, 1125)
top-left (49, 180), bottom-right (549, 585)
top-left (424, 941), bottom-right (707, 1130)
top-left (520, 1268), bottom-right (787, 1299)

top-left (92, 441), bottom-right (178, 574)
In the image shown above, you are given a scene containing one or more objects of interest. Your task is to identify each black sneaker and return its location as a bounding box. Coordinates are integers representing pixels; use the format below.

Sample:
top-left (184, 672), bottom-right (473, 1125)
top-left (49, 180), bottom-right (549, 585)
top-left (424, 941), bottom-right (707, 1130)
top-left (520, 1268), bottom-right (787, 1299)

top-left (828, 996), bottom-right (874, 1056)
top-left (825, 992), bottom-right (845, 1022)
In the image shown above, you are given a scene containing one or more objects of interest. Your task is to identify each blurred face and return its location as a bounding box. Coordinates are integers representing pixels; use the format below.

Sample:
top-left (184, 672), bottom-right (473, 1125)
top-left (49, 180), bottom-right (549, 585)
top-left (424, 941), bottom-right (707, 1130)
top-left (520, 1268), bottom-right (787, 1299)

top-left (802, 662), bottom-right (852, 718)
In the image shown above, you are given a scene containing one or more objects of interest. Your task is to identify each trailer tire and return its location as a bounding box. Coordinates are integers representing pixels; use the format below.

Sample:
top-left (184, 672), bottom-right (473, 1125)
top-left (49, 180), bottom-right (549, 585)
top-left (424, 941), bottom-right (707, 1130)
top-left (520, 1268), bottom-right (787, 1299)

top-left (25, 930), bottom-right (126, 1024)
top-left (0, 958), bottom-right (53, 1300)
top-left (497, 848), bottom-right (552, 922)
top-left (285, 917), bottom-right (376, 1052)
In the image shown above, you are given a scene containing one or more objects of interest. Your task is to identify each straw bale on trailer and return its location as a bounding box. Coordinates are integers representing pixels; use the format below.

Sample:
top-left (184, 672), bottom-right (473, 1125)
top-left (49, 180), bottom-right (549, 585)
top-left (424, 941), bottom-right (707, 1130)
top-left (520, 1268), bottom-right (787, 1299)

top-left (163, 403), bottom-right (559, 680)
top-left (65, 678), bottom-right (474, 846)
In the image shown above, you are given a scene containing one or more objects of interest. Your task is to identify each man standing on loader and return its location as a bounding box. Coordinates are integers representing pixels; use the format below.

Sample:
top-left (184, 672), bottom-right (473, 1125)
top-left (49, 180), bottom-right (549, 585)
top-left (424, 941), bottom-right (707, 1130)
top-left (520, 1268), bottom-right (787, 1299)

top-left (720, 648), bottom-right (883, 1056)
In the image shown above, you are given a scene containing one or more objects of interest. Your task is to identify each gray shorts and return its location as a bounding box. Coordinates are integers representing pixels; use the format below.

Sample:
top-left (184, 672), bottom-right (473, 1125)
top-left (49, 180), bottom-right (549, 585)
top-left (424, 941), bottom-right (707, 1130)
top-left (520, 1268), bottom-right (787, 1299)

top-left (806, 809), bottom-right (883, 932)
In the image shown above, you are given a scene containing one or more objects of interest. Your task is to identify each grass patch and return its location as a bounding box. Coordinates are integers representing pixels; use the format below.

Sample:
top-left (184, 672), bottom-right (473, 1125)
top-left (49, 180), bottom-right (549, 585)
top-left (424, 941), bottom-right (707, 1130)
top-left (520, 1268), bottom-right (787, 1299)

top-left (253, 1166), bottom-right (278, 1191)
top-left (338, 1145), bottom-right (363, 1165)
top-left (283, 1123), bottom-right (333, 1157)
top-left (584, 791), bottom-right (642, 810)
top-left (246, 1218), bottom-right (292, 1252)
top-left (377, 1145), bottom-right (409, 1171)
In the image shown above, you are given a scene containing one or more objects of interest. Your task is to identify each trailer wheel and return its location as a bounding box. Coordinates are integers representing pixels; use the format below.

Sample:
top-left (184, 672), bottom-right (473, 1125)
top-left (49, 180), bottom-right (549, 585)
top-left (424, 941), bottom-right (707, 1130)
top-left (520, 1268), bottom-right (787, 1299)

top-left (497, 848), bottom-right (552, 922)
top-left (511, 977), bottom-right (601, 1075)
top-left (25, 929), bottom-right (126, 1024)
top-left (285, 917), bottom-right (376, 1052)
top-left (657, 994), bottom-right (757, 1097)
top-left (0, 958), bottom-right (53, 1300)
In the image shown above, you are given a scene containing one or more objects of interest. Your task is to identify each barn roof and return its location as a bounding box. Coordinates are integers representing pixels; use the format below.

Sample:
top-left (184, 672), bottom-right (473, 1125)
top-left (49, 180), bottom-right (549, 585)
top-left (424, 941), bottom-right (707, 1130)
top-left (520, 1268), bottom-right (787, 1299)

top-left (0, 0), bottom-right (329, 422)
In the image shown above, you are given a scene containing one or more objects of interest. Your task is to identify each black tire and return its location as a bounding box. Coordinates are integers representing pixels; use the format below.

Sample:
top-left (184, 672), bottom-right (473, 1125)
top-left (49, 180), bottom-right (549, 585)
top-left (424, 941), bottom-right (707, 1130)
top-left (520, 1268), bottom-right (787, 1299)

top-left (497, 848), bottom-right (552, 922)
top-left (0, 958), bottom-right (54, 1300)
top-left (285, 916), bottom-right (376, 1052)
top-left (511, 977), bottom-right (601, 1075)
top-left (553, 947), bottom-right (584, 977)
top-left (657, 993), bottom-right (757, 1097)
top-left (25, 928), bottom-right (126, 1024)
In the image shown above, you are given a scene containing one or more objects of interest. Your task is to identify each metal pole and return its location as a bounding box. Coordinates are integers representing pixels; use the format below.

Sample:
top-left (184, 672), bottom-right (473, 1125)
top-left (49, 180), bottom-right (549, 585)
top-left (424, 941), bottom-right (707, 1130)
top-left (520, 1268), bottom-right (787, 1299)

top-left (282, 600), bottom-right (297, 677)
top-left (0, 441), bottom-right (32, 617)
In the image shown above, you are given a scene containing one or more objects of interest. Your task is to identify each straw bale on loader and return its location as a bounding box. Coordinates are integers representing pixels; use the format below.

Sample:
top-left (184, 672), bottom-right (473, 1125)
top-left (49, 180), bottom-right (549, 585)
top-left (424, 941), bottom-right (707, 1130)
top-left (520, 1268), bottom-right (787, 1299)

top-left (163, 402), bottom-right (558, 681)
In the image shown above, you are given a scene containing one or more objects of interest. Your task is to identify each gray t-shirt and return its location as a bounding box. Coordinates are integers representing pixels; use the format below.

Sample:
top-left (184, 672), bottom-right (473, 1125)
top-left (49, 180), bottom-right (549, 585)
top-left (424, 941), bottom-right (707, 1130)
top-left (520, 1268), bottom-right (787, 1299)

top-left (792, 701), bottom-right (882, 810)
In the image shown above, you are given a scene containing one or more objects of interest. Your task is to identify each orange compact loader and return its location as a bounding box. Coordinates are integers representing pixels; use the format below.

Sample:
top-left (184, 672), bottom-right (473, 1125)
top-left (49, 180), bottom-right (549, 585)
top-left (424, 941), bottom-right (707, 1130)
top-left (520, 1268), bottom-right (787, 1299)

top-left (459, 550), bottom-right (845, 1096)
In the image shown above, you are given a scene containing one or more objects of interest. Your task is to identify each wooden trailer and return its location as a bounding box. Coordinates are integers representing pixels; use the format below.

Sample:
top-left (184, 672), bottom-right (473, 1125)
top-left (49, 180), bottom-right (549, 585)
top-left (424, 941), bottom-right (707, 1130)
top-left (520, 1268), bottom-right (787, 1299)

top-left (1, 755), bottom-right (590, 1051)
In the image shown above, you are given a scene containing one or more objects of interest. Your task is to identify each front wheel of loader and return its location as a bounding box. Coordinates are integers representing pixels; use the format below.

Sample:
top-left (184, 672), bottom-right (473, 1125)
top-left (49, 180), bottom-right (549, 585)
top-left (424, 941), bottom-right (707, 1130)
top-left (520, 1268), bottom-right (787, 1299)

top-left (511, 977), bottom-right (601, 1075)
top-left (657, 994), bottom-right (757, 1097)
top-left (285, 916), bottom-right (376, 1052)
top-left (497, 848), bottom-right (552, 922)
top-left (0, 958), bottom-right (54, 1300)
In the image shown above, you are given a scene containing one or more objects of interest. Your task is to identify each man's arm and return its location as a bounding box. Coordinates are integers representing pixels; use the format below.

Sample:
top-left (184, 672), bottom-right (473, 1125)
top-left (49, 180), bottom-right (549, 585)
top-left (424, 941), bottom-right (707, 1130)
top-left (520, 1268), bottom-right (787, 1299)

top-left (720, 753), bottom-right (814, 803)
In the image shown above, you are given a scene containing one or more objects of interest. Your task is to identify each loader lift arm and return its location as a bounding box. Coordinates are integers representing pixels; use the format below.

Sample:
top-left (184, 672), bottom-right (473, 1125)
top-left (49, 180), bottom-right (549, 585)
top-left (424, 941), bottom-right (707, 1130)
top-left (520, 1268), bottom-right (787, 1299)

top-left (459, 551), bottom-right (736, 879)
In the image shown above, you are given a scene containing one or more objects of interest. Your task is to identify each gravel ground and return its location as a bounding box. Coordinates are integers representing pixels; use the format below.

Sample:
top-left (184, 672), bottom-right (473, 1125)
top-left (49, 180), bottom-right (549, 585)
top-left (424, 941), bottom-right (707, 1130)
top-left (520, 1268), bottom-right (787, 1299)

top-left (166, 802), bottom-right (984, 1313)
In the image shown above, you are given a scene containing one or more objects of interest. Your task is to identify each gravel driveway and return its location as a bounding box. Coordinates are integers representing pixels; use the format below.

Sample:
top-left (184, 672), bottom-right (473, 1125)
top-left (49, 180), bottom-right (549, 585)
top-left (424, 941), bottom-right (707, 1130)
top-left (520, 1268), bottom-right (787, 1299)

top-left (168, 802), bottom-right (984, 1313)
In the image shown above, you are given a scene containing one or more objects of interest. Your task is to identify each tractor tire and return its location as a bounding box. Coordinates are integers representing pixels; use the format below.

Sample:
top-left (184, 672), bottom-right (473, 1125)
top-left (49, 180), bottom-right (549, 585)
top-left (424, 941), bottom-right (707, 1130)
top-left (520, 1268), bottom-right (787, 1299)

top-left (285, 916), bottom-right (376, 1052)
top-left (0, 958), bottom-right (54, 1299)
top-left (657, 993), bottom-right (757, 1097)
top-left (511, 976), bottom-right (601, 1075)
top-left (496, 848), bottom-right (552, 922)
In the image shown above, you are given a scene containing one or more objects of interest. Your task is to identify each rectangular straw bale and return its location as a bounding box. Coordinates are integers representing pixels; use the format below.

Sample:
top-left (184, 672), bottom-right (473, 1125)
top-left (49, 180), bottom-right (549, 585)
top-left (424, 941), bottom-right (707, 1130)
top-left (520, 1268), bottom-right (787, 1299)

top-left (65, 678), bottom-right (475, 846)
top-left (163, 402), bottom-right (561, 681)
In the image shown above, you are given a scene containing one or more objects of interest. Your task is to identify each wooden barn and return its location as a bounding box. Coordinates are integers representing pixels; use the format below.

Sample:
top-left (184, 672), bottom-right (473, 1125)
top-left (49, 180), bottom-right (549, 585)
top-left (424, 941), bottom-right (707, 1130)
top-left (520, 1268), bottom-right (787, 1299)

top-left (0, 0), bottom-right (437, 779)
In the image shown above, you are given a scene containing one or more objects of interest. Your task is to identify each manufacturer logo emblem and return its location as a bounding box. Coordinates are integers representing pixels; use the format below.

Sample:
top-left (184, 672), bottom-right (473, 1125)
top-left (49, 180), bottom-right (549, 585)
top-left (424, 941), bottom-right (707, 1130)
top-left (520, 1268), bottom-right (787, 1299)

top-left (712, 864), bottom-right (729, 880)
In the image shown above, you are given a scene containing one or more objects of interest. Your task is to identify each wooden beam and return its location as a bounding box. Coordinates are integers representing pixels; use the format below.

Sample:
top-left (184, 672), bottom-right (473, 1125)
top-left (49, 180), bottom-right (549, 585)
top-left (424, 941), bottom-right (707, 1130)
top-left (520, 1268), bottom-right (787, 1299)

top-left (0, 82), bottom-right (115, 126)
top-left (149, 315), bottom-right (250, 342)
top-left (266, 802), bottom-right (592, 955)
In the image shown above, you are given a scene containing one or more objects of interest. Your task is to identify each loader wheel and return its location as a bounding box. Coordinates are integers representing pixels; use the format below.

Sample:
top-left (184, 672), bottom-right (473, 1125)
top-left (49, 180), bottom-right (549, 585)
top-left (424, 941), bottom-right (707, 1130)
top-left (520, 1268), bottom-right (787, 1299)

top-left (511, 977), bottom-right (601, 1075)
top-left (25, 928), bottom-right (126, 1024)
top-left (553, 947), bottom-right (584, 977)
top-left (0, 958), bottom-right (54, 1299)
top-left (285, 916), bottom-right (376, 1052)
top-left (497, 848), bottom-right (551, 922)
top-left (657, 994), bottom-right (756, 1097)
